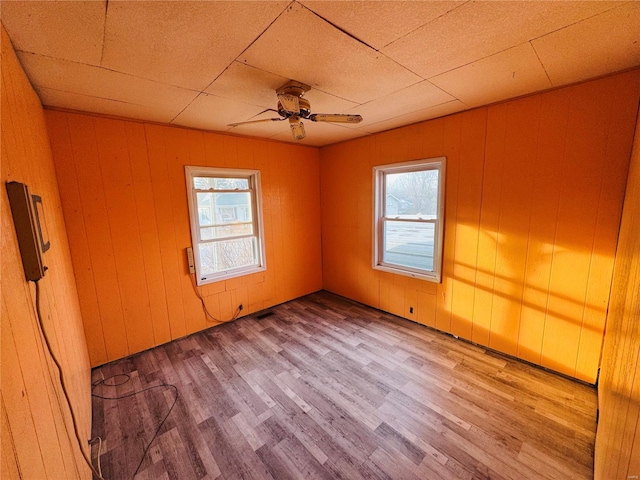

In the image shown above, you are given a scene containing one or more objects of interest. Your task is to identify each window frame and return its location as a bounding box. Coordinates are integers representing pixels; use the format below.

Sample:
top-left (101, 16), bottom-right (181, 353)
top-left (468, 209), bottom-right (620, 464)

top-left (372, 157), bottom-right (446, 283)
top-left (185, 165), bottom-right (266, 285)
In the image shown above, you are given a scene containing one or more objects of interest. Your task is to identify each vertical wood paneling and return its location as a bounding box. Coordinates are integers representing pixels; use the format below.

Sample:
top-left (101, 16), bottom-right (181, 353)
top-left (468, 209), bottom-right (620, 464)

top-left (67, 114), bottom-right (131, 361)
top-left (45, 111), bottom-right (109, 365)
top-left (541, 80), bottom-right (611, 377)
top-left (436, 114), bottom-right (461, 333)
top-left (144, 124), bottom-right (188, 341)
top-left (516, 89), bottom-right (568, 365)
top-left (575, 73), bottom-right (640, 382)
top-left (471, 103), bottom-right (506, 346)
top-left (450, 109), bottom-right (486, 341)
top-left (1, 24), bottom-right (91, 479)
top-left (320, 70), bottom-right (639, 383)
top-left (48, 113), bottom-right (323, 365)
top-left (165, 126), bottom-right (203, 336)
top-left (95, 117), bottom-right (155, 354)
top-left (1, 396), bottom-right (21, 480)
top-left (594, 106), bottom-right (640, 480)
top-left (125, 121), bottom-right (172, 346)
top-left (489, 96), bottom-right (540, 356)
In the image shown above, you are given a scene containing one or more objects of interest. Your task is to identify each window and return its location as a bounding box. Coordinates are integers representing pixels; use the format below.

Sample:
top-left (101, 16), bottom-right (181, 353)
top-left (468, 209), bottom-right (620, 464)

top-left (373, 157), bottom-right (446, 282)
top-left (185, 166), bottom-right (266, 285)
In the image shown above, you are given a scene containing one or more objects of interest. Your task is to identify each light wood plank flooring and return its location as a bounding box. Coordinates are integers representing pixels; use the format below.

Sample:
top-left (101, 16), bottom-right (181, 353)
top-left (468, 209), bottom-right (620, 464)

top-left (91, 291), bottom-right (597, 480)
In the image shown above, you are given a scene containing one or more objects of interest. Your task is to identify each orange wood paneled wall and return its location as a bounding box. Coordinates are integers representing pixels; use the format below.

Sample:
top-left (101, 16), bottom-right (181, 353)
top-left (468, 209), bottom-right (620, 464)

top-left (594, 110), bottom-right (640, 479)
top-left (320, 70), bottom-right (640, 383)
top-left (46, 112), bottom-right (323, 366)
top-left (1, 25), bottom-right (92, 479)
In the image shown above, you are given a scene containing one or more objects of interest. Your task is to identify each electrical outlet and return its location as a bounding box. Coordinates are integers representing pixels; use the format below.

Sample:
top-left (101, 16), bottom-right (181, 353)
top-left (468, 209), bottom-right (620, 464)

top-left (409, 306), bottom-right (414, 314)
top-left (239, 304), bottom-right (243, 311)
top-left (186, 247), bottom-right (195, 274)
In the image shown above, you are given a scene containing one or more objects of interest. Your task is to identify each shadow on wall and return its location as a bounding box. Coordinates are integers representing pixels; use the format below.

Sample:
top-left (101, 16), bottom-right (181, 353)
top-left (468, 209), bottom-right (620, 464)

top-left (332, 216), bottom-right (617, 384)
top-left (321, 70), bottom-right (639, 385)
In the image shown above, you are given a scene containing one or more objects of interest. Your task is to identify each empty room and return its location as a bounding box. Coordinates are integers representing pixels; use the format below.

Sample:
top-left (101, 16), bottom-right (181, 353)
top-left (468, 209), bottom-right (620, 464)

top-left (1, 1), bottom-right (639, 479)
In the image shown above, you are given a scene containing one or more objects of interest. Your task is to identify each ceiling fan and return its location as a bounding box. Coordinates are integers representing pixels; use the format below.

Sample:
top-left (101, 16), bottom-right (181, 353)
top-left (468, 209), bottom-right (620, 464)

top-left (227, 80), bottom-right (363, 140)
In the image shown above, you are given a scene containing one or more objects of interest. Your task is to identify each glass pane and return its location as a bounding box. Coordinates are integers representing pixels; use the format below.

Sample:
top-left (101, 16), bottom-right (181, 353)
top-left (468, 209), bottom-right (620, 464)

top-left (193, 177), bottom-right (249, 190)
top-left (200, 223), bottom-right (253, 240)
top-left (385, 169), bottom-right (439, 219)
top-left (198, 237), bottom-right (258, 274)
top-left (383, 220), bottom-right (435, 271)
top-left (196, 192), bottom-right (252, 227)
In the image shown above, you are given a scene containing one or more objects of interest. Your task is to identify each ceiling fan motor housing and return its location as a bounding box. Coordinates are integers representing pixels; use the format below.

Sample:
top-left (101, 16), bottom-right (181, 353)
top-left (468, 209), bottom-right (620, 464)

top-left (278, 98), bottom-right (311, 118)
top-left (276, 80), bottom-right (311, 98)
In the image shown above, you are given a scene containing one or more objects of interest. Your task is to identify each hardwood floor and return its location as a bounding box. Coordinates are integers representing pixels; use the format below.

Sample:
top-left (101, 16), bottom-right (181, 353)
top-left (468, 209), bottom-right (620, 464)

top-left (91, 291), bottom-right (597, 480)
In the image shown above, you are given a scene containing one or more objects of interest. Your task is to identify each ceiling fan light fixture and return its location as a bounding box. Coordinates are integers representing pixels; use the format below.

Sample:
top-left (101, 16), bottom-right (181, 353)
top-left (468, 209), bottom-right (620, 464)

top-left (289, 116), bottom-right (306, 140)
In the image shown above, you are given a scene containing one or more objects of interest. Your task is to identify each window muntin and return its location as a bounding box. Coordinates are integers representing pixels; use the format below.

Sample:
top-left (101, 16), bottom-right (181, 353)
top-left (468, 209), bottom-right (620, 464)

top-left (186, 167), bottom-right (266, 285)
top-left (373, 158), bottom-right (445, 282)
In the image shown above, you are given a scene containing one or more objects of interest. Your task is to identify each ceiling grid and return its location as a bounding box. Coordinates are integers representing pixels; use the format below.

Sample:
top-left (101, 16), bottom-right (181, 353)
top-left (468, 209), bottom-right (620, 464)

top-left (1, 0), bottom-right (637, 146)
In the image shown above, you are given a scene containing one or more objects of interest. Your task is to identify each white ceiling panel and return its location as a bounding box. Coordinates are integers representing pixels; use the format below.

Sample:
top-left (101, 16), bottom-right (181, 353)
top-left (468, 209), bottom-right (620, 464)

top-left (17, 52), bottom-right (199, 118)
top-left (0, 0), bottom-right (106, 65)
top-left (382, 1), bottom-right (625, 79)
top-left (205, 62), bottom-right (291, 109)
top-left (429, 43), bottom-right (552, 107)
top-left (171, 93), bottom-right (269, 133)
top-left (350, 80), bottom-right (457, 129)
top-left (300, 1), bottom-right (464, 50)
top-left (533, 3), bottom-right (640, 86)
top-left (2, 0), bottom-right (638, 147)
top-left (101, 1), bottom-right (288, 90)
top-left (361, 100), bottom-right (468, 134)
top-left (35, 87), bottom-right (180, 124)
top-left (240, 2), bottom-right (422, 104)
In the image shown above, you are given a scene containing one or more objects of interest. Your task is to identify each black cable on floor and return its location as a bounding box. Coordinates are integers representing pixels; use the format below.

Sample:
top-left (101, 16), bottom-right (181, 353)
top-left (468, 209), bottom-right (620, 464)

top-left (91, 373), bottom-right (179, 478)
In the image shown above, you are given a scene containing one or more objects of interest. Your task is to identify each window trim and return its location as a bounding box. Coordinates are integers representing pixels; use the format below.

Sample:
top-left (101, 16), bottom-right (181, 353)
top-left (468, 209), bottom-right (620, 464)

top-left (185, 166), bottom-right (266, 285)
top-left (372, 157), bottom-right (446, 283)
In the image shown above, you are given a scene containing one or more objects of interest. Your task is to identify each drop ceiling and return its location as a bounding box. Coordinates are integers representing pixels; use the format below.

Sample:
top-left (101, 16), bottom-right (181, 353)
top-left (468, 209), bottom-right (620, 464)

top-left (1, 1), bottom-right (639, 147)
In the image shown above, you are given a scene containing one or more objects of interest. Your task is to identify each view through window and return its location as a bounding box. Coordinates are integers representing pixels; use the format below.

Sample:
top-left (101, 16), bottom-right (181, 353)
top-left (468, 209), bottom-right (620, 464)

top-left (373, 157), bottom-right (445, 282)
top-left (185, 166), bottom-right (265, 284)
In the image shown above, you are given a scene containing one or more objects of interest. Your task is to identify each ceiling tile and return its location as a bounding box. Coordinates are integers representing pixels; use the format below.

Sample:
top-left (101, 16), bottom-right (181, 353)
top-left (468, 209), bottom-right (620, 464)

top-left (3, 0), bottom-right (637, 147)
top-left (533, 3), bottom-right (640, 87)
top-left (171, 93), bottom-right (271, 133)
top-left (0, 1), bottom-right (105, 64)
top-left (17, 52), bottom-right (199, 119)
top-left (429, 43), bottom-right (552, 107)
top-left (359, 100), bottom-right (467, 134)
top-left (36, 87), bottom-right (178, 124)
top-left (350, 80), bottom-right (456, 128)
top-left (101, 1), bottom-right (288, 90)
top-left (205, 62), bottom-right (290, 109)
top-left (300, 1), bottom-right (464, 50)
top-left (382, 1), bottom-right (625, 79)
top-left (240, 2), bottom-right (421, 104)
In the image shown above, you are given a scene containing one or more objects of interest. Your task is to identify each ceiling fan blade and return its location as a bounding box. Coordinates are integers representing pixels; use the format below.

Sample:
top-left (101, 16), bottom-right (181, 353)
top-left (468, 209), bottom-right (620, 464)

top-left (227, 117), bottom-right (285, 127)
top-left (277, 93), bottom-right (300, 114)
top-left (308, 113), bottom-right (363, 124)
